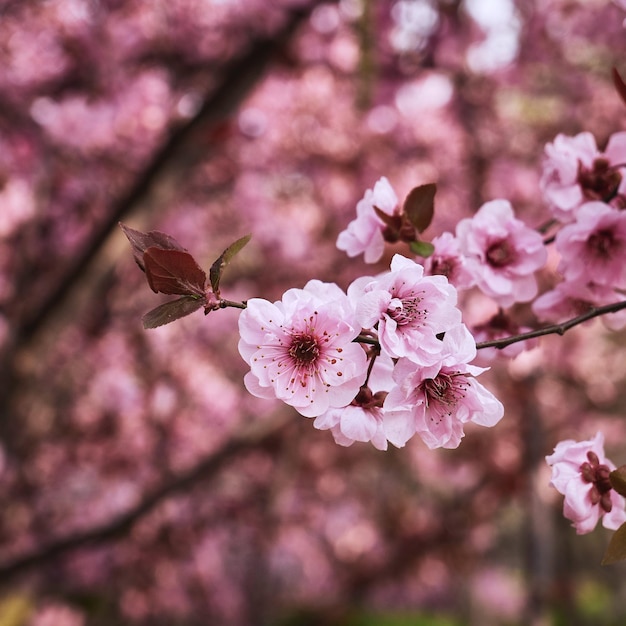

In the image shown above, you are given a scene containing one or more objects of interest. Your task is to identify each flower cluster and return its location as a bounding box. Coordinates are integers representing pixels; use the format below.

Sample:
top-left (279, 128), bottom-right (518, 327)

top-left (533, 131), bottom-right (626, 329)
top-left (128, 122), bottom-right (626, 544)
top-left (239, 253), bottom-right (504, 450)
top-left (546, 433), bottom-right (626, 534)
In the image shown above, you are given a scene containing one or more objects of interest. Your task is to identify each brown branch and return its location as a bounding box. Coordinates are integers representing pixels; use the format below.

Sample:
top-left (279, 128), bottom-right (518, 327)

top-left (0, 414), bottom-right (289, 583)
top-left (475, 299), bottom-right (626, 350)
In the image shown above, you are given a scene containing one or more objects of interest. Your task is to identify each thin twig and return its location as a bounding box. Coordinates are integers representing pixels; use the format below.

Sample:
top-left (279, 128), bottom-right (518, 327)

top-left (475, 299), bottom-right (626, 350)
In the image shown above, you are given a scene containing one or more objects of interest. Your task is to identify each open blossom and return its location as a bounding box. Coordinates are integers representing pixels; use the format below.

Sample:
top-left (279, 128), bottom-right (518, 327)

top-left (336, 176), bottom-right (399, 263)
top-left (238, 280), bottom-right (367, 418)
top-left (555, 202), bottom-right (626, 290)
top-left (540, 132), bottom-right (600, 221)
top-left (540, 131), bottom-right (626, 222)
top-left (421, 231), bottom-right (475, 291)
top-left (350, 254), bottom-right (462, 365)
top-left (546, 432), bottom-right (626, 534)
top-left (383, 324), bottom-right (504, 449)
top-left (455, 199), bottom-right (547, 308)
top-left (532, 279), bottom-right (626, 330)
top-left (313, 354), bottom-right (394, 450)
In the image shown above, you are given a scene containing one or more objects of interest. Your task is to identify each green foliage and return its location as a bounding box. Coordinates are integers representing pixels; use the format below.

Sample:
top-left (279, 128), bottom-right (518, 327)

top-left (409, 239), bottom-right (435, 258)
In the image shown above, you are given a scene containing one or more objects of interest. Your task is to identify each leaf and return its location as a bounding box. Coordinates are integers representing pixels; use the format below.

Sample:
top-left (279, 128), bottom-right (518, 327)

top-left (410, 240), bottom-right (435, 257)
top-left (610, 465), bottom-right (626, 498)
top-left (142, 297), bottom-right (204, 329)
top-left (602, 521), bottom-right (626, 565)
top-left (403, 183), bottom-right (436, 233)
top-left (120, 223), bottom-right (186, 271)
top-left (612, 67), bottom-right (626, 108)
top-left (209, 234), bottom-right (251, 295)
top-left (143, 247), bottom-right (207, 296)
top-left (142, 296), bottom-right (205, 329)
top-left (373, 206), bottom-right (398, 228)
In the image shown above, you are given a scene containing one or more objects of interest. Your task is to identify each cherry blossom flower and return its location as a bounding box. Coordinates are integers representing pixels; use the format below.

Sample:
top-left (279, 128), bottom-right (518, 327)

top-left (383, 325), bottom-right (504, 449)
top-left (421, 231), bottom-right (475, 291)
top-left (455, 199), bottom-right (547, 308)
top-left (540, 132), bottom-right (600, 222)
top-left (336, 176), bottom-right (399, 263)
top-left (540, 131), bottom-right (626, 222)
top-left (532, 279), bottom-right (626, 330)
top-left (313, 353), bottom-right (394, 450)
top-left (555, 202), bottom-right (626, 290)
top-left (546, 432), bottom-right (626, 534)
top-left (238, 280), bottom-right (368, 418)
top-left (350, 254), bottom-right (462, 365)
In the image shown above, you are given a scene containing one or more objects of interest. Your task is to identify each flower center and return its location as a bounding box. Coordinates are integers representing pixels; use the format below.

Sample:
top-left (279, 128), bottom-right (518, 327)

top-left (587, 228), bottom-right (618, 259)
top-left (288, 332), bottom-right (320, 364)
top-left (486, 239), bottom-right (516, 268)
top-left (429, 256), bottom-right (455, 279)
top-left (580, 450), bottom-right (613, 513)
top-left (421, 371), bottom-right (469, 422)
top-left (388, 295), bottom-right (425, 327)
top-left (578, 158), bottom-right (622, 202)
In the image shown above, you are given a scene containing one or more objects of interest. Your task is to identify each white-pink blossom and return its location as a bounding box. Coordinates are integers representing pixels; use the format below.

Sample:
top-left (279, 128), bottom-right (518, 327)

top-left (540, 132), bottom-right (600, 222)
top-left (540, 131), bottom-right (626, 221)
top-left (555, 202), bottom-right (626, 290)
top-left (350, 254), bottom-right (462, 365)
top-left (238, 280), bottom-right (368, 418)
top-left (313, 354), bottom-right (394, 450)
top-left (546, 432), bottom-right (626, 534)
top-left (421, 231), bottom-right (475, 291)
top-left (532, 281), bottom-right (622, 322)
top-left (336, 176), bottom-right (399, 263)
top-left (455, 199), bottom-right (547, 308)
top-left (383, 325), bottom-right (504, 449)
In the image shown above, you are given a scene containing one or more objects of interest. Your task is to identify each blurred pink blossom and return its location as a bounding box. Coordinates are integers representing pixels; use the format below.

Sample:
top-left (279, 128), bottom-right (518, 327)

top-left (421, 231), bottom-right (475, 290)
top-left (336, 176), bottom-right (399, 263)
top-left (383, 324), bottom-right (504, 449)
top-left (546, 432), bottom-right (626, 534)
top-left (540, 131), bottom-right (626, 221)
top-left (532, 279), bottom-right (626, 330)
top-left (238, 280), bottom-right (367, 417)
top-left (29, 603), bottom-right (85, 626)
top-left (540, 132), bottom-right (600, 221)
top-left (555, 202), bottom-right (626, 289)
top-left (455, 199), bottom-right (547, 307)
top-left (351, 254), bottom-right (462, 365)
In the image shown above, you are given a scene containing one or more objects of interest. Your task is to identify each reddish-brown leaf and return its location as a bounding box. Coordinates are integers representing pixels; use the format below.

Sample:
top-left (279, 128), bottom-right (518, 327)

top-left (120, 223), bottom-right (187, 271)
top-left (602, 521), bottom-right (626, 565)
top-left (613, 67), bottom-right (626, 108)
top-left (209, 234), bottom-right (251, 295)
top-left (143, 247), bottom-right (207, 296)
top-left (142, 296), bottom-right (205, 329)
top-left (403, 183), bottom-right (436, 233)
top-left (610, 465), bottom-right (626, 498)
